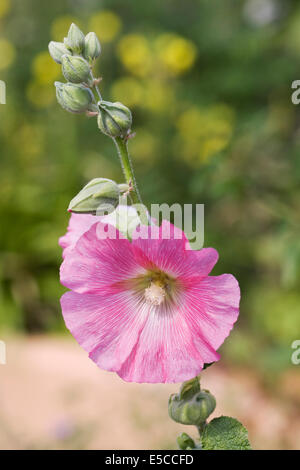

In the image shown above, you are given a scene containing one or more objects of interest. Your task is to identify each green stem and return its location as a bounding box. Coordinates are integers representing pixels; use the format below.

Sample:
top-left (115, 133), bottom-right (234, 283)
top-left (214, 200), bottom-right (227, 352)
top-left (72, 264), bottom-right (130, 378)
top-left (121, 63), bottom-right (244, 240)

top-left (197, 421), bottom-right (206, 438)
top-left (113, 136), bottom-right (150, 225)
top-left (90, 70), bottom-right (102, 101)
top-left (113, 136), bottom-right (143, 206)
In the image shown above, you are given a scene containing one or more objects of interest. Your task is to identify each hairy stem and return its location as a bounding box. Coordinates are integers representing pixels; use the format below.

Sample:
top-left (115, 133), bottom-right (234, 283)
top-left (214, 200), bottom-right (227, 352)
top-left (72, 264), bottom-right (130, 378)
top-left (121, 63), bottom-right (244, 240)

top-left (90, 70), bottom-right (102, 101)
top-left (113, 136), bottom-right (142, 206)
top-left (113, 136), bottom-right (150, 225)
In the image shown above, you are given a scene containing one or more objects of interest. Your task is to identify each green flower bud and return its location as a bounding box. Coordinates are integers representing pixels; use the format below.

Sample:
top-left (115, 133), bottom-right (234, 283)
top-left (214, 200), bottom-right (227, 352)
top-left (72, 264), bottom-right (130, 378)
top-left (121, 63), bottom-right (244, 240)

top-left (68, 178), bottom-right (121, 215)
top-left (64, 23), bottom-right (85, 54)
top-left (97, 101), bottom-right (132, 137)
top-left (84, 32), bottom-right (101, 63)
top-left (168, 378), bottom-right (216, 427)
top-left (61, 55), bottom-right (91, 83)
top-left (55, 81), bottom-right (93, 114)
top-left (177, 433), bottom-right (195, 450)
top-left (48, 41), bottom-right (71, 64)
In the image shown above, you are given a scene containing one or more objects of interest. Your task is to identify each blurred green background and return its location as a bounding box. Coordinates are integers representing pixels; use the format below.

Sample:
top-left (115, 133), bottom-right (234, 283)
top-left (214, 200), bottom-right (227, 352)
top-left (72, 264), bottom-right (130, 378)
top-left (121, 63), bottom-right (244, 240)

top-left (0, 0), bottom-right (300, 386)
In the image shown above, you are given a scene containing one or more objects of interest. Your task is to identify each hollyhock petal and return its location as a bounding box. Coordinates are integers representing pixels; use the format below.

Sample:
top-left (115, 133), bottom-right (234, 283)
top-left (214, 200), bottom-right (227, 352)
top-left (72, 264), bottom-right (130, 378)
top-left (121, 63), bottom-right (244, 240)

top-left (131, 220), bottom-right (189, 276)
top-left (60, 222), bottom-right (144, 294)
top-left (59, 206), bottom-right (144, 258)
top-left (132, 221), bottom-right (219, 279)
top-left (59, 213), bottom-right (100, 258)
top-left (183, 274), bottom-right (240, 353)
top-left (182, 247), bottom-right (219, 278)
top-left (117, 304), bottom-right (209, 383)
top-left (61, 290), bottom-right (148, 372)
top-left (117, 274), bottom-right (240, 383)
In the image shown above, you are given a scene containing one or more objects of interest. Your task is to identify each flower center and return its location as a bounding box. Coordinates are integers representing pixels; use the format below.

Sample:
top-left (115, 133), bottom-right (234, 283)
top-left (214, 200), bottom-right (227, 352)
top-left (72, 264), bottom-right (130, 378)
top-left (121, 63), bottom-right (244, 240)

top-left (144, 281), bottom-right (166, 306)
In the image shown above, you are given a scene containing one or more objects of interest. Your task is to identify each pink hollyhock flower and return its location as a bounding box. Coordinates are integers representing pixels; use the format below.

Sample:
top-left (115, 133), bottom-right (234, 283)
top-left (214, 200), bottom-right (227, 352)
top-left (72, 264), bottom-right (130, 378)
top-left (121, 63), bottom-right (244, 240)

top-left (59, 213), bottom-right (240, 383)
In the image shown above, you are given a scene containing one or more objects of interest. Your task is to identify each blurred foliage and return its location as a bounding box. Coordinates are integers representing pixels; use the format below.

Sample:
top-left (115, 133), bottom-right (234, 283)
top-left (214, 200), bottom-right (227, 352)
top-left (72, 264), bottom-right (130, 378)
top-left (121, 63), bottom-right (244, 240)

top-left (0, 0), bottom-right (300, 376)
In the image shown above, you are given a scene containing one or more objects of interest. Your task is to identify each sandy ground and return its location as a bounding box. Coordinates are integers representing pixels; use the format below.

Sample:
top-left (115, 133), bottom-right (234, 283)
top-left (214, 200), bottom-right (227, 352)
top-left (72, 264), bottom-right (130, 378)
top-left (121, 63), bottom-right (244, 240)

top-left (0, 335), bottom-right (299, 450)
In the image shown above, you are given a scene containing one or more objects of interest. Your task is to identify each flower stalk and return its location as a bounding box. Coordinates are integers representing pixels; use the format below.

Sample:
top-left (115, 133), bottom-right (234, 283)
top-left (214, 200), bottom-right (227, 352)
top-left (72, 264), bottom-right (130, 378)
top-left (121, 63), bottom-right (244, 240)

top-left (113, 136), bottom-right (142, 206)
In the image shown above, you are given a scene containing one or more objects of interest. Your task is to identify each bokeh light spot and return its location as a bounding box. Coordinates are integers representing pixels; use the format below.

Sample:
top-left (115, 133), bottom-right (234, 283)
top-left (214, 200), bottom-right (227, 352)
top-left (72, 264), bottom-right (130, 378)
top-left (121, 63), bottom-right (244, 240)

top-left (117, 34), bottom-right (152, 77)
top-left (32, 51), bottom-right (61, 85)
top-left (50, 15), bottom-right (83, 41)
top-left (26, 80), bottom-right (55, 108)
top-left (89, 11), bottom-right (121, 43)
top-left (156, 34), bottom-right (197, 76)
top-left (0, 0), bottom-right (10, 19)
top-left (0, 38), bottom-right (16, 70)
top-left (111, 77), bottom-right (144, 107)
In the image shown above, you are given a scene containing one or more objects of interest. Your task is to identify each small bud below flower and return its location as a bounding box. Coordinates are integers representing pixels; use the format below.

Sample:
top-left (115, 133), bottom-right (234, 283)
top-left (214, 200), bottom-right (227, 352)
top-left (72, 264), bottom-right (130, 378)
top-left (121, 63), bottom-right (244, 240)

top-left (177, 433), bottom-right (195, 450)
top-left (68, 178), bottom-right (121, 215)
top-left (84, 32), bottom-right (101, 63)
top-left (48, 41), bottom-right (71, 64)
top-left (61, 55), bottom-right (91, 83)
top-left (64, 23), bottom-right (85, 54)
top-left (169, 378), bottom-right (216, 426)
top-left (55, 81), bottom-right (94, 114)
top-left (97, 100), bottom-right (132, 138)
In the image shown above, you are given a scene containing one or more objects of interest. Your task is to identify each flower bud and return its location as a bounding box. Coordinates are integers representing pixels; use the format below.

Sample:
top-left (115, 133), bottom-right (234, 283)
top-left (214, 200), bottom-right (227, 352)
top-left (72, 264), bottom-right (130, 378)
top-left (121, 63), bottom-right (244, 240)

top-left (168, 378), bottom-right (216, 426)
top-left (84, 32), bottom-right (101, 63)
top-left (68, 178), bottom-right (121, 215)
top-left (97, 101), bottom-right (132, 137)
top-left (64, 23), bottom-right (85, 53)
top-left (55, 81), bottom-right (94, 114)
top-left (61, 55), bottom-right (91, 83)
top-left (48, 41), bottom-right (71, 64)
top-left (177, 433), bottom-right (195, 450)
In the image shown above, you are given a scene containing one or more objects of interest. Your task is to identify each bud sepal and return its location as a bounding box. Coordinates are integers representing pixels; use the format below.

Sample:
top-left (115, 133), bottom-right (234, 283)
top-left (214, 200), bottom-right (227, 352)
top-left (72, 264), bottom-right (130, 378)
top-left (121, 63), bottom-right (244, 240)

top-left (84, 32), bottom-right (101, 63)
top-left (68, 178), bottom-right (123, 215)
top-left (48, 41), bottom-right (71, 64)
top-left (61, 55), bottom-right (91, 83)
top-left (97, 101), bottom-right (132, 138)
top-left (55, 81), bottom-right (94, 114)
top-left (64, 23), bottom-right (85, 54)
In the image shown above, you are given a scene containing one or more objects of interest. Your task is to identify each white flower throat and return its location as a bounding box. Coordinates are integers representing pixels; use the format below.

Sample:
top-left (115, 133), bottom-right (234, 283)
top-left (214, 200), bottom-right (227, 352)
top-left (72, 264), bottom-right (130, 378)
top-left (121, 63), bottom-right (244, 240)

top-left (144, 282), bottom-right (166, 306)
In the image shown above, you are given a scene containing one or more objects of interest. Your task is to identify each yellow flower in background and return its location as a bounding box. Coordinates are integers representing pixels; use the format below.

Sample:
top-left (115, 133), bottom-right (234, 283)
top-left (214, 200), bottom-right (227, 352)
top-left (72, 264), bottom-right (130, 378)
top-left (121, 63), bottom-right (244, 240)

top-left (116, 31), bottom-right (195, 79)
top-left (143, 80), bottom-right (175, 113)
top-left (89, 11), bottom-right (121, 43)
top-left (111, 77), bottom-right (144, 108)
top-left (177, 107), bottom-right (205, 138)
top-left (176, 104), bottom-right (235, 165)
top-left (0, 0), bottom-right (10, 19)
top-left (177, 105), bottom-right (234, 139)
top-left (117, 34), bottom-right (152, 77)
top-left (0, 38), bottom-right (15, 70)
top-left (156, 33), bottom-right (197, 76)
top-left (32, 51), bottom-right (61, 85)
top-left (111, 76), bottom-right (175, 113)
top-left (51, 15), bottom-right (82, 41)
top-left (26, 80), bottom-right (55, 108)
top-left (201, 137), bottom-right (231, 161)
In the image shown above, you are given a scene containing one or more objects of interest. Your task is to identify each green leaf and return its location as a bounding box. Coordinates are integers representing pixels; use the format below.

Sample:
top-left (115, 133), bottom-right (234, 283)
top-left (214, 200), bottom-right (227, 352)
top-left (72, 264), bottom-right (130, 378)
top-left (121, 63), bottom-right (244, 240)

top-left (201, 416), bottom-right (251, 450)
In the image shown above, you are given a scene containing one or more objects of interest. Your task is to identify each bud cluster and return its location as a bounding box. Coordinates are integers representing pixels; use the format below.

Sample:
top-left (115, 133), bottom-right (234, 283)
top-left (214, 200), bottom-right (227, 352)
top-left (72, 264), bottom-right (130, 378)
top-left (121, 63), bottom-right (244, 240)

top-left (48, 23), bottom-right (132, 138)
